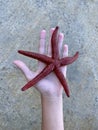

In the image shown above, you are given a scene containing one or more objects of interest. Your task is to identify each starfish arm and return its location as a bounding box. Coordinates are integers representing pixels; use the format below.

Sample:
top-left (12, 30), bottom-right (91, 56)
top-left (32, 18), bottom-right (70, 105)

top-left (60, 51), bottom-right (79, 66)
top-left (18, 50), bottom-right (53, 64)
top-left (54, 67), bottom-right (70, 97)
top-left (21, 64), bottom-right (54, 91)
top-left (51, 26), bottom-right (59, 59)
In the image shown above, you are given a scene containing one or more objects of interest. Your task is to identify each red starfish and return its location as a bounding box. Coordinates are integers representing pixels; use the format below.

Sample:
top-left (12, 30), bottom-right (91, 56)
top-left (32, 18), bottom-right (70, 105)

top-left (18, 26), bottom-right (79, 97)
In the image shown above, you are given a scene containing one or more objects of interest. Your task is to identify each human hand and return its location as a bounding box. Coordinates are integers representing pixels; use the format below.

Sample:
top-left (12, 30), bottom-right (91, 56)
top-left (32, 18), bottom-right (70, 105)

top-left (13, 28), bottom-right (68, 97)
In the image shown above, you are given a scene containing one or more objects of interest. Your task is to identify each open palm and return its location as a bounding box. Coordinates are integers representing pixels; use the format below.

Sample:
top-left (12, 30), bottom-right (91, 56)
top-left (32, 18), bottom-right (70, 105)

top-left (14, 28), bottom-right (68, 97)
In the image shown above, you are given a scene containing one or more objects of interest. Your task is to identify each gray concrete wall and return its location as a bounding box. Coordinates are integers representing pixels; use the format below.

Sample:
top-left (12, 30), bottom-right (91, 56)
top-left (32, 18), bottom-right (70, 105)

top-left (0, 0), bottom-right (98, 130)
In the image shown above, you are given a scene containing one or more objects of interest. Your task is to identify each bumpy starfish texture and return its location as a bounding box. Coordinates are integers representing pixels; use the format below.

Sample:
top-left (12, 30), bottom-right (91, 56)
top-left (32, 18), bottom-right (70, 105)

top-left (18, 26), bottom-right (79, 97)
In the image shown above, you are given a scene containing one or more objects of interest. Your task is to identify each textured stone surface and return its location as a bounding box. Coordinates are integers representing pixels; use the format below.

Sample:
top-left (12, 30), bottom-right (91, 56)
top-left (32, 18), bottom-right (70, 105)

top-left (0, 0), bottom-right (98, 129)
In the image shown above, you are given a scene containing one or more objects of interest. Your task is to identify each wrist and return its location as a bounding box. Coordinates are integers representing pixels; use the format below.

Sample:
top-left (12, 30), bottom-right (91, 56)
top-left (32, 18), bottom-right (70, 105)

top-left (41, 93), bottom-right (63, 103)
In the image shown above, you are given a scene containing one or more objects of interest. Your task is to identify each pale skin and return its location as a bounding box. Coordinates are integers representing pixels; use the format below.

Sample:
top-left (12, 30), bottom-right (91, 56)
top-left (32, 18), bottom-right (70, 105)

top-left (14, 28), bottom-right (68, 130)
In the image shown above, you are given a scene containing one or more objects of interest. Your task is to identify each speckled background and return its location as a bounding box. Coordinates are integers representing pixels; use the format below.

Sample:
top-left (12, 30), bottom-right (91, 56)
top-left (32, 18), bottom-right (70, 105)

top-left (0, 0), bottom-right (98, 130)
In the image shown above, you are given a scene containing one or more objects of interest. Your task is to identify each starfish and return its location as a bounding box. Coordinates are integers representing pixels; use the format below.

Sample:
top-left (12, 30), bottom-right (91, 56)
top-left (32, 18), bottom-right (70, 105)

top-left (18, 26), bottom-right (79, 97)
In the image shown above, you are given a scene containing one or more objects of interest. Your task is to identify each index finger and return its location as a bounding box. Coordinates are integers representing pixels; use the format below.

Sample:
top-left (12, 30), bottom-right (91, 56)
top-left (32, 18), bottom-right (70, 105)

top-left (39, 30), bottom-right (46, 54)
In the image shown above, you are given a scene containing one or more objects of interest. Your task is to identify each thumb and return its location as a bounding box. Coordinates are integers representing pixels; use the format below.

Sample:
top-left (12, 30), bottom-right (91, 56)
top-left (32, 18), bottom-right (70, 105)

top-left (13, 60), bottom-right (34, 81)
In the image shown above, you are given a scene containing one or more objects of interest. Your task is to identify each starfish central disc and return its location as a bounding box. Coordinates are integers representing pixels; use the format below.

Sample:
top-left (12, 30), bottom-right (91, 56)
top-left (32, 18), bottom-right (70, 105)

top-left (53, 60), bottom-right (60, 68)
top-left (18, 26), bottom-right (79, 97)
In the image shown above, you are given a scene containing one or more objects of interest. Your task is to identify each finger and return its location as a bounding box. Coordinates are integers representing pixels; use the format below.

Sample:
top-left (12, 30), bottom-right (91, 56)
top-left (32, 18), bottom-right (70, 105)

top-left (38, 30), bottom-right (46, 69)
top-left (39, 30), bottom-right (46, 54)
top-left (61, 44), bottom-right (68, 75)
top-left (13, 60), bottom-right (34, 81)
top-left (47, 28), bottom-right (55, 56)
top-left (58, 33), bottom-right (64, 57)
top-left (63, 44), bottom-right (68, 58)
